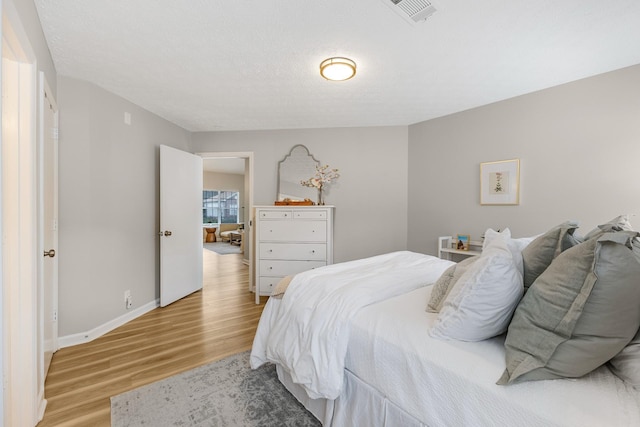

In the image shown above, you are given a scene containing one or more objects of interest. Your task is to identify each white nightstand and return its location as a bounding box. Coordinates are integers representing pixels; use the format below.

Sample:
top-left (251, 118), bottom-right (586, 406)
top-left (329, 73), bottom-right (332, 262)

top-left (438, 236), bottom-right (482, 260)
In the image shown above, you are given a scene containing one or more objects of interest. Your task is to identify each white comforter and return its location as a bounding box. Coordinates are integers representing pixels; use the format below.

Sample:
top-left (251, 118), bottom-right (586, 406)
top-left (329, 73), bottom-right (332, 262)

top-left (250, 251), bottom-right (453, 399)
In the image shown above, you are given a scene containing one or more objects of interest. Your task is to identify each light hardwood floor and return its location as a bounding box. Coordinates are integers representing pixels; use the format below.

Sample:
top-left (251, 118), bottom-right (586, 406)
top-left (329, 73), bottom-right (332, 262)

top-left (38, 249), bottom-right (268, 427)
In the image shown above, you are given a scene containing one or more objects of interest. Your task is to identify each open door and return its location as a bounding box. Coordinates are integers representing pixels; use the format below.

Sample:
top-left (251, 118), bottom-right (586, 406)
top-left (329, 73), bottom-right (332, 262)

top-left (160, 145), bottom-right (203, 307)
top-left (40, 78), bottom-right (58, 377)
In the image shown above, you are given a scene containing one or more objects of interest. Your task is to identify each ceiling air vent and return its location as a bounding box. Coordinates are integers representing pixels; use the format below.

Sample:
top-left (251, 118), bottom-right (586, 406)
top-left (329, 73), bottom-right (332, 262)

top-left (384, 0), bottom-right (437, 24)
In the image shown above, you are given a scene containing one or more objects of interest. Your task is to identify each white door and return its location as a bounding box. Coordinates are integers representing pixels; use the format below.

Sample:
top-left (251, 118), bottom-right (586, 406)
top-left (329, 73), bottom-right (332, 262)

top-left (40, 81), bottom-right (58, 375)
top-left (160, 145), bottom-right (203, 306)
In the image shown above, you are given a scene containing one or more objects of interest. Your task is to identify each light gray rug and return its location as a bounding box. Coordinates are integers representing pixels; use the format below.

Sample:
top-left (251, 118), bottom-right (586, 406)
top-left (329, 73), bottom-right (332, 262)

top-left (110, 351), bottom-right (320, 427)
top-left (203, 242), bottom-right (242, 255)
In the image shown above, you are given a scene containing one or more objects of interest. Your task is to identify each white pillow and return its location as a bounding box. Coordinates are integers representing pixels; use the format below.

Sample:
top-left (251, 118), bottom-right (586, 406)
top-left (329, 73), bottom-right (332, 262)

top-left (429, 232), bottom-right (524, 342)
top-left (483, 228), bottom-right (536, 277)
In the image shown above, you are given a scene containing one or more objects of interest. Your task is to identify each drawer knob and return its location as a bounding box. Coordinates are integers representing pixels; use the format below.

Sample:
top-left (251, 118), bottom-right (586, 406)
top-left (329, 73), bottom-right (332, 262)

top-left (269, 267), bottom-right (273, 270)
top-left (269, 249), bottom-right (273, 253)
top-left (311, 250), bottom-right (315, 253)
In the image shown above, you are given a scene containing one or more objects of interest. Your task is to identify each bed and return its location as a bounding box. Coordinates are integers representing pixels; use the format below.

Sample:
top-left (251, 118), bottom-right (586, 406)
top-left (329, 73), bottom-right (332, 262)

top-left (251, 220), bottom-right (640, 426)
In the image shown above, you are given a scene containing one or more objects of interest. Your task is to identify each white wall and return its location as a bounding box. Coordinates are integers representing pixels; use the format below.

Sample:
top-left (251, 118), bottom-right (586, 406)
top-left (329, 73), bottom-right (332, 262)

top-left (191, 126), bottom-right (409, 263)
top-left (407, 64), bottom-right (640, 256)
top-left (57, 76), bottom-right (192, 337)
top-left (9, 0), bottom-right (56, 95)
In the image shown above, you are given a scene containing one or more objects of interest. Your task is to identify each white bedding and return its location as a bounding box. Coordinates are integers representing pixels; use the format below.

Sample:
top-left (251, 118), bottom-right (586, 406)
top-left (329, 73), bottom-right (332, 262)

top-left (346, 286), bottom-right (640, 426)
top-left (250, 251), bottom-right (453, 399)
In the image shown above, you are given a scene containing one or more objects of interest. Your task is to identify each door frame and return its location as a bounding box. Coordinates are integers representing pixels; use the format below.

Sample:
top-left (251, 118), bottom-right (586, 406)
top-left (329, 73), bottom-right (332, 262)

top-left (1, 0), bottom-right (45, 424)
top-left (197, 151), bottom-right (255, 293)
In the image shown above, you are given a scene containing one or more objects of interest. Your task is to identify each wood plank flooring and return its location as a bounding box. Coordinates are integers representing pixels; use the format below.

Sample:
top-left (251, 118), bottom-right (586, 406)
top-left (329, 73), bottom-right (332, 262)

top-left (38, 249), bottom-right (268, 427)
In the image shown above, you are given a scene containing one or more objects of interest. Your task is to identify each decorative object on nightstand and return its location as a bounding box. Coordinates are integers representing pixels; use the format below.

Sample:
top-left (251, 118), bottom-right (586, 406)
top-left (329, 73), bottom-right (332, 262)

top-left (456, 234), bottom-right (470, 250)
top-left (438, 236), bottom-right (482, 260)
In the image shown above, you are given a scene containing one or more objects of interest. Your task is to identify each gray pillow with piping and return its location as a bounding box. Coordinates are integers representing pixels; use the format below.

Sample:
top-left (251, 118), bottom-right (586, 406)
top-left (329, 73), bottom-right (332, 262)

top-left (498, 231), bottom-right (640, 385)
top-left (521, 221), bottom-right (580, 289)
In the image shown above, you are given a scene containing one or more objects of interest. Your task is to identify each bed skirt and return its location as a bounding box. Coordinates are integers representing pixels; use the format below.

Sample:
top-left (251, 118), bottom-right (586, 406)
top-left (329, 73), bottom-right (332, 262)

top-left (276, 365), bottom-right (427, 427)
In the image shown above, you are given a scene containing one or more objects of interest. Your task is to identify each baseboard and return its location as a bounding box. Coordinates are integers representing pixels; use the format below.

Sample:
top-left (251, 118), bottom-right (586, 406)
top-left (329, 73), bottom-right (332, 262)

top-left (37, 395), bottom-right (47, 424)
top-left (58, 299), bottom-right (159, 348)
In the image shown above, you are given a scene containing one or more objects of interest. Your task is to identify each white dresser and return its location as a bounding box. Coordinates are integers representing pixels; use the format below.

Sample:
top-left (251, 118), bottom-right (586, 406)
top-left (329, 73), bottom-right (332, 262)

top-left (254, 206), bottom-right (334, 303)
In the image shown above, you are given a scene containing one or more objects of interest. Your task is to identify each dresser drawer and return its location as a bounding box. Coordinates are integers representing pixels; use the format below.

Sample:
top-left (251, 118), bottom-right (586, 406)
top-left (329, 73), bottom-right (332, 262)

top-left (258, 276), bottom-right (284, 295)
top-left (259, 220), bottom-right (327, 242)
top-left (259, 243), bottom-right (326, 261)
top-left (293, 210), bottom-right (327, 219)
top-left (259, 260), bottom-right (326, 276)
top-left (258, 210), bottom-right (292, 219)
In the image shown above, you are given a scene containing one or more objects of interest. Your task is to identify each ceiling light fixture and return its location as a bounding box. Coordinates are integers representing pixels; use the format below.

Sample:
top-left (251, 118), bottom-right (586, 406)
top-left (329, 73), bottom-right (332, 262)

top-left (320, 57), bottom-right (357, 81)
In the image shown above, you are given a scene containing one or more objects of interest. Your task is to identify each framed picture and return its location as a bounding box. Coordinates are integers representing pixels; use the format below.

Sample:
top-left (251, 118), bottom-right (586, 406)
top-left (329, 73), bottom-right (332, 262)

top-left (456, 234), bottom-right (470, 251)
top-left (480, 158), bottom-right (520, 205)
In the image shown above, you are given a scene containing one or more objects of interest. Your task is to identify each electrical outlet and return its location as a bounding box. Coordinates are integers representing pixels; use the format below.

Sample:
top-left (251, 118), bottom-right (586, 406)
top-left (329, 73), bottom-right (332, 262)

top-left (124, 290), bottom-right (132, 309)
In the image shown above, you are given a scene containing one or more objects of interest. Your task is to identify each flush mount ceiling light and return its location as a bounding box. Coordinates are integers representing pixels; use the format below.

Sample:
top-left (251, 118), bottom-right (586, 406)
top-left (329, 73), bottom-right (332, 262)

top-left (320, 57), bottom-right (357, 81)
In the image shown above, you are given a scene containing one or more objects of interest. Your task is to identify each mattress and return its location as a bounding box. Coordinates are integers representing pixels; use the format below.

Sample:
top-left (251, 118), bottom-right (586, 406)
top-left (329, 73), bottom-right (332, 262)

top-left (343, 286), bottom-right (640, 426)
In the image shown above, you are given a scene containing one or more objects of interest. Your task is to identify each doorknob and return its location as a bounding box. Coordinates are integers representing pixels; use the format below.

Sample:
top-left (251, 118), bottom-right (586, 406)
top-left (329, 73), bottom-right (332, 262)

top-left (164, 231), bottom-right (172, 236)
top-left (44, 249), bottom-right (56, 258)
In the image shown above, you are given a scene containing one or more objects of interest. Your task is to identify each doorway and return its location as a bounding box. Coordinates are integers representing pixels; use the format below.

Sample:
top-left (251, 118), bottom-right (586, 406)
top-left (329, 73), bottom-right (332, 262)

top-left (198, 152), bottom-right (254, 293)
top-left (2, 1), bottom-right (48, 423)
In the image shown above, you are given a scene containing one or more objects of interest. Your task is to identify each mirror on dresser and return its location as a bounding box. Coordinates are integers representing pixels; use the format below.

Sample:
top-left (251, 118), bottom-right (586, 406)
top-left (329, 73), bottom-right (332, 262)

top-left (277, 144), bottom-right (320, 202)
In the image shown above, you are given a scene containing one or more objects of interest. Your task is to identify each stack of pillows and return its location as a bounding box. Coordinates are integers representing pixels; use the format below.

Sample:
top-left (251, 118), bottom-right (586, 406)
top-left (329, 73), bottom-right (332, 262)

top-left (427, 215), bottom-right (640, 390)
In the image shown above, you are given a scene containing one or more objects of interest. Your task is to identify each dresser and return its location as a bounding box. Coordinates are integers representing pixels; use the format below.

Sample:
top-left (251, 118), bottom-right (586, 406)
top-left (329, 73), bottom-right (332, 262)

top-left (254, 206), bottom-right (334, 303)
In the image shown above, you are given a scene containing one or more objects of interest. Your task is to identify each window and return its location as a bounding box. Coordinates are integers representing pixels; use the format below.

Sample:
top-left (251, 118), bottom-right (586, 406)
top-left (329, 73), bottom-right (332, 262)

top-left (203, 190), bottom-right (239, 224)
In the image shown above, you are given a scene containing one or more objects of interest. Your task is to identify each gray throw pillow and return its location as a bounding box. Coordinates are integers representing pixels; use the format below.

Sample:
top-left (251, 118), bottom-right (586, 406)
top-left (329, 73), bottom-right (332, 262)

top-left (609, 327), bottom-right (640, 389)
top-left (521, 221), bottom-right (580, 289)
top-left (498, 231), bottom-right (640, 385)
top-left (608, 237), bottom-right (640, 389)
top-left (426, 256), bottom-right (479, 313)
top-left (582, 214), bottom-right (633, 241)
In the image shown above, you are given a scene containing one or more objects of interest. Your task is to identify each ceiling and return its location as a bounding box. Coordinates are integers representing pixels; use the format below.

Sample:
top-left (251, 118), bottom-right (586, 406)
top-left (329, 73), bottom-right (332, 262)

top-left (34, 0), bottom-right (640, 132)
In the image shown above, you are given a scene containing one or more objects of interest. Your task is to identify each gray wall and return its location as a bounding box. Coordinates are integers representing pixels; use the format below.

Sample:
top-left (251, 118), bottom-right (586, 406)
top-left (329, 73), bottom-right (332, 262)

top-left (57, 76), bottom-right (192, 336)
top-left (191, 126), bottom-right (409, 263)
top-left (203, 171), bottom-right (245, 201)
top-left (407, 64), bottom-right (640, 256)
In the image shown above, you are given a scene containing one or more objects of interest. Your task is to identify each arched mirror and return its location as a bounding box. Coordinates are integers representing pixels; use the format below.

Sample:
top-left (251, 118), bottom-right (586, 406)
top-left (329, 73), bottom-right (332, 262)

top-left (277, 145), bottom-right (320, 202)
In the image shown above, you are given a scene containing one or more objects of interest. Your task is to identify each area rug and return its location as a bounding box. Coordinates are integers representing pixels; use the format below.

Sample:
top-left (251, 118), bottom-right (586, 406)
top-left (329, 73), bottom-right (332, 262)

top-left (110, 351), bottom-right (320, 427)
top-left (203, 242), bottom-right (242, 255)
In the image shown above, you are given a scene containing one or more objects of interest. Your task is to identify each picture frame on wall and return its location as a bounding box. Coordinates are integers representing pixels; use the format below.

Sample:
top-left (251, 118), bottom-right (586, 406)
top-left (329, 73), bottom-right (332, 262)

top-left (480, 158), bottom-right (520, 205)
top-left (456, 234), bottom-right (470, 251)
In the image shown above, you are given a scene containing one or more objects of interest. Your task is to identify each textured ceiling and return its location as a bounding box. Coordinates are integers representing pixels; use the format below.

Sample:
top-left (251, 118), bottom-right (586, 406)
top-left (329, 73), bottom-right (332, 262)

top-left (35, 0), bottom-right (640, 132)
